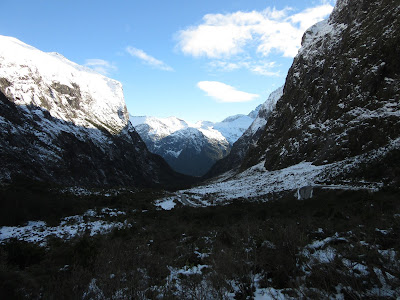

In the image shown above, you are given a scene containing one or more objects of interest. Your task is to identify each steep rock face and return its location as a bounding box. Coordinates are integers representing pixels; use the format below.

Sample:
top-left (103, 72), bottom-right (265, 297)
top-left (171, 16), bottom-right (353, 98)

top-left (130, 113), bottom-right (256, 177)
top-left (0, 35), bottom-right (189, 187)
top-left (205, 87), bottom-right (283, 178)
top-left (242, 0), bottom-right (400, 183)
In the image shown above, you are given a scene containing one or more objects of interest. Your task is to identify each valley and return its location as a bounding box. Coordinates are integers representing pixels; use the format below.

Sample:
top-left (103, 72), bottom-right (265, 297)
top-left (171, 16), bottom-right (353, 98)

top-left (0, 0), bottom-right (399, 298)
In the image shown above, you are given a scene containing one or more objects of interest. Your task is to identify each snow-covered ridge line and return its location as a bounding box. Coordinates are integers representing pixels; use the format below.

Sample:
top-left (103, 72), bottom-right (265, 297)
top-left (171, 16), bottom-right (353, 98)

top-left (129, 108), bottom-right (261, 176)
top-left (245, 86), bottom-right (283, 136)
top-left (130, 111), bottom-right (257, 146)
top-left (0, 35), bottom-right (184, 187)
top-left (0, 35), bottom-right (128, 134)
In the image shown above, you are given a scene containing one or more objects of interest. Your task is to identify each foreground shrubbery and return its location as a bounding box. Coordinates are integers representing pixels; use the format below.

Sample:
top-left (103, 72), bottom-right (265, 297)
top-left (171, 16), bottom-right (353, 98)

top-left (1, 187), bottom-right (399, 299)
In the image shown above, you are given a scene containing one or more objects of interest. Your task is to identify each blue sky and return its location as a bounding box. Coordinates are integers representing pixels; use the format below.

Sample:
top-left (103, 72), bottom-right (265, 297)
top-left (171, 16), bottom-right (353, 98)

top-left (0, 0), bottom-right (335, 122)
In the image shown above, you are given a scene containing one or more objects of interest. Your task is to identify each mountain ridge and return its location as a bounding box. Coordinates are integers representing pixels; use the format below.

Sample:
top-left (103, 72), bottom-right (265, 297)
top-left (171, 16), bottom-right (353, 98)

top-left (130, 108), bottom-right (259, 176)
top-left (0, 35), bottom-right (192, 188)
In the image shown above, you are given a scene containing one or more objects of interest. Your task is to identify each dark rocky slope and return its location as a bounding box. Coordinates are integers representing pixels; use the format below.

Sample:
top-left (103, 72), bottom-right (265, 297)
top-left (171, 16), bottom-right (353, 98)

top-left (158, 128), bottom-right (229, 177)
top-left (0, 35), bottom-right (193, 188)
top-left (242, 0), bottom-right (400, 185)
top-left (0, 91), bottom-right (190, 188)
top-left (133, 123), bottom-right (230, 177)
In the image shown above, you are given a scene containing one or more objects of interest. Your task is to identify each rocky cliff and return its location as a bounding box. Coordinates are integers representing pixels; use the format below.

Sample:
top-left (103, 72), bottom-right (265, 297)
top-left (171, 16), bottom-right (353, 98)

top-left (242, 0), bottom-right (400, 185)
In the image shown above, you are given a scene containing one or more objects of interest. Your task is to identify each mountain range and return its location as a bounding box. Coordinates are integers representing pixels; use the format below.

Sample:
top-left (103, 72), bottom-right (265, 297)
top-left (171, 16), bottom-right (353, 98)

top-left (205, 86), bottom-right (283, 178)
top-left (130, 105), bottom-right (261, 176)
top-left (0, 0), bottom-right (399, 191)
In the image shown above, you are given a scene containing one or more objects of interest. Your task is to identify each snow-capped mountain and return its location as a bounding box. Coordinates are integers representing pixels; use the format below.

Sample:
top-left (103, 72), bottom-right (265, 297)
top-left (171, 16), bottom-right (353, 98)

top-left (130, 111), bottom-right (257, 176)
top-left (0, 36), bottom-right (127, 134)
top-left (205, 86), bottom-right (283, 178)
top-left (0, 35), bottom-right (189, 187)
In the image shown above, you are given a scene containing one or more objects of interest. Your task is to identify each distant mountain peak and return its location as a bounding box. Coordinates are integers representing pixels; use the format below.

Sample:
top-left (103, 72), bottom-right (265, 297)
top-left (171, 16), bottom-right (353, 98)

top-left (130, 111), bottom-right (258, 176)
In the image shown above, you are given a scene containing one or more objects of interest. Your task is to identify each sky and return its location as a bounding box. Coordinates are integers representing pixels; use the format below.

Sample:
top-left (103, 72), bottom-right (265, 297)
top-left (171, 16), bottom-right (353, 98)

top-left (0, 0), bottom-right (335, 123)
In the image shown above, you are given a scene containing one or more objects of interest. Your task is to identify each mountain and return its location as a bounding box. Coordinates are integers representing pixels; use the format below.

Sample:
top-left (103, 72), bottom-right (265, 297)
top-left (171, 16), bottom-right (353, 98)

top-left (161, 0), bottom-right (400, 204)
top-left (130, 111), bottom-right (257, 176)
top-left (0, 35), bottom-right (189, 188)
top-left (239, 0), bottom-right (400, 185)
top-left (205, 86), bottom-right (283, 178)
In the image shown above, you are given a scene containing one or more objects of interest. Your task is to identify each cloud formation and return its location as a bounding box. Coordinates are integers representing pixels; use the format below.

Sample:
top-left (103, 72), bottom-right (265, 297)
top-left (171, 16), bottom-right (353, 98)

top-left (126, 46), bottom-right (173, 71)
top-left (197, 81), bottom-right (259, 103)
top-left (208, 60), bottom-right (280, 77)
top-left (85, 59), bottom-right (117, 75)
top-left (176, 4), bottom-right (333, 59)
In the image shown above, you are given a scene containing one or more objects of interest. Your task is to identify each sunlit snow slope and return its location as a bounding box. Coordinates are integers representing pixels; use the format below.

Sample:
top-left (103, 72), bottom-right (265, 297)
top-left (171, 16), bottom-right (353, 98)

top-left (0, 35), bottom-right (187, 187)
top-left (0, 35), bottom-right (127, 134)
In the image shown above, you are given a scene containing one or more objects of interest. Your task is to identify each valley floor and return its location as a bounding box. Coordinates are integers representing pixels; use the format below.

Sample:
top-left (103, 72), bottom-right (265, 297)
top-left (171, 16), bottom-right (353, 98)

top-left (0, 182), bottom-right (399, 299)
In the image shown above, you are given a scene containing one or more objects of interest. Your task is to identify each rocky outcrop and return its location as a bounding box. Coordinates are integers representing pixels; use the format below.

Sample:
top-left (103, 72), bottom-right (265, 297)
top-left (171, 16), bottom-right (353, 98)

top-left (242, 0), bottom-right (400, 184)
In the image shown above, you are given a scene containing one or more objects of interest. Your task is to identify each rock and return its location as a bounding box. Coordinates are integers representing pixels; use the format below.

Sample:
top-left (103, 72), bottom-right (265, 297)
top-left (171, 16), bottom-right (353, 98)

top-left (297, 186), bottom-right (313, 200)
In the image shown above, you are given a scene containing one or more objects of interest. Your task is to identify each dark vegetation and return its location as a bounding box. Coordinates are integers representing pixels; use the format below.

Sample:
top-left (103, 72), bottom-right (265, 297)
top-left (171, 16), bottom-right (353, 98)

top-left (0, 177), bottom-right (164, 227)
top-left (1, 184), bottom-right (399, 299)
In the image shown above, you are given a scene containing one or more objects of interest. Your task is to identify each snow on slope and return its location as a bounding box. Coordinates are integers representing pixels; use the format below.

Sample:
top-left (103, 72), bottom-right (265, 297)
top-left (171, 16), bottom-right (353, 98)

top-left (130, 116), bottom-right (188, 140)
top-left (0, 208), bottom-right (130, 246)
top-left (130, 112), bottom-right (256, 177)
top-left (203, 86), bottom-right (284, 178)
top-left (131, 112), bottom-right (256, 146)
top-left (247, 86), bottom-right (283, 136)
top-left (210, 114), bottom-right (255, 144)
top-left (0, 35), bottom-right (184, 187)
top-left (0, 35), bottom-right (128, 133)
top-left (156, 137), bottom-right (396, 208)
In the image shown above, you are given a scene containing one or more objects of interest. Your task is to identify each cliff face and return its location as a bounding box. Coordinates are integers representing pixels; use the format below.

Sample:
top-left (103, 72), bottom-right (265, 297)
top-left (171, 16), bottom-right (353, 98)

top-left (242, 0), bottom-right (400, 184)
top-left (0, 35), bottom-right (190, 188)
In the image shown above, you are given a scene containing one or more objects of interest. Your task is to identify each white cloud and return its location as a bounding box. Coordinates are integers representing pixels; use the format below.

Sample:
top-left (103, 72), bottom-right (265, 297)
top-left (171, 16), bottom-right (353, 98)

top-left (197, 81), bottom-right (259, 103)
top-left (176, 4), bottom-right (333, 59)
top-left (85, 59), bottom-right (117, 75)
top-left (126, 46), bottom-right (173, 71)
top-left (208, 60), bottom-right (280, 77)
top-left (288, 4), bottom-right (335, 30)
top-left (208, 61), bottom-right (242, 72)
top-left (250, 62), bottom-right (280, 76)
